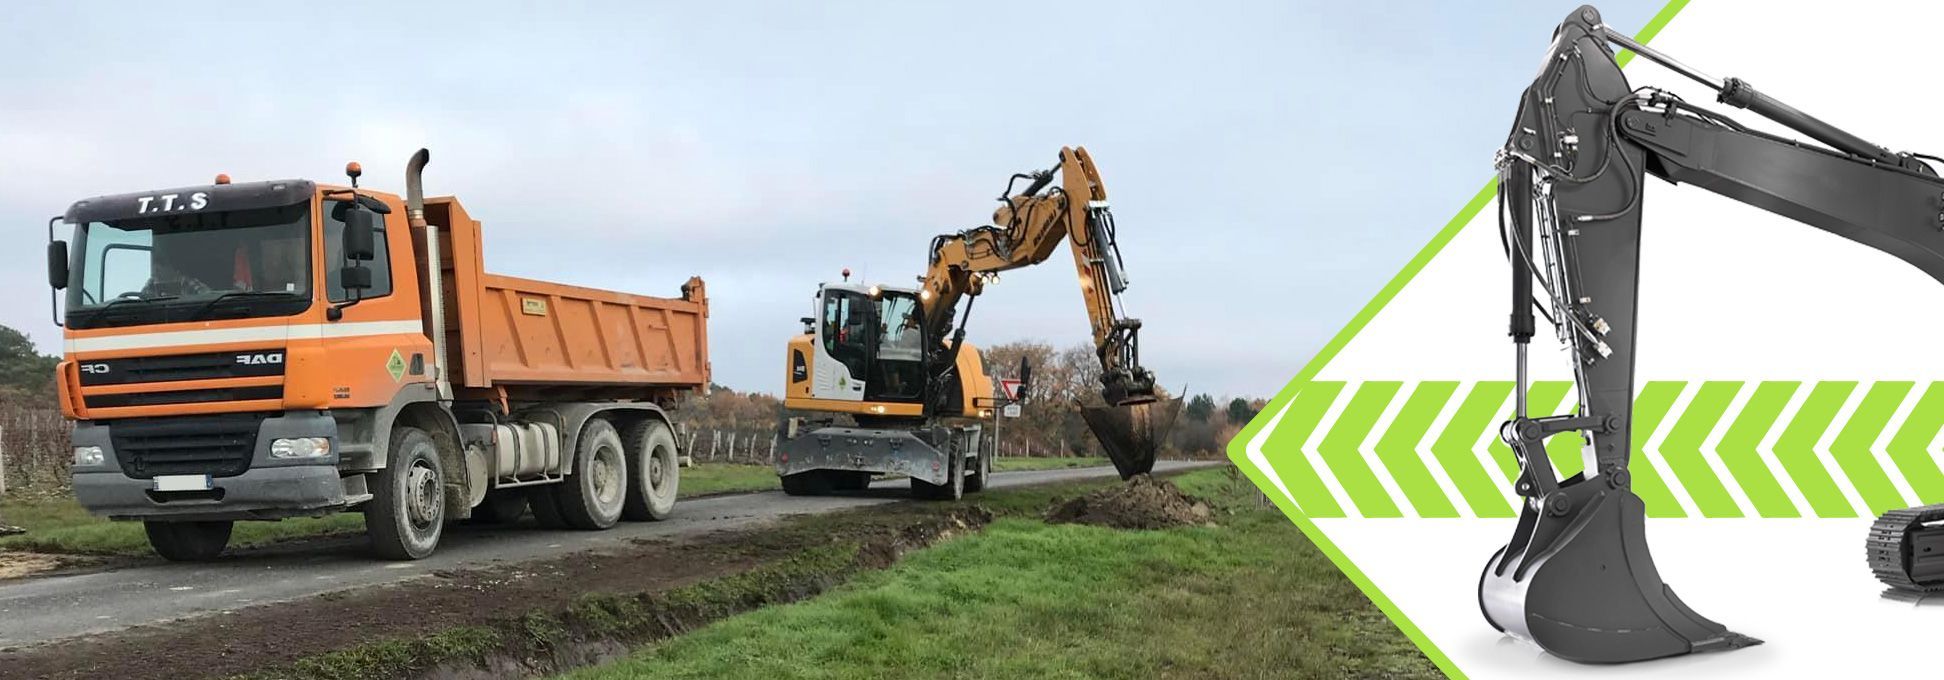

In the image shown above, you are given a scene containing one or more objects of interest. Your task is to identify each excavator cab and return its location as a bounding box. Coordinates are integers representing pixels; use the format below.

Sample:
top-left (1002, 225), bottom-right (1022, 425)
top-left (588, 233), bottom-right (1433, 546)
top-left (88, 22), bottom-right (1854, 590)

top-left (802, 282), bottom-right (930, 407)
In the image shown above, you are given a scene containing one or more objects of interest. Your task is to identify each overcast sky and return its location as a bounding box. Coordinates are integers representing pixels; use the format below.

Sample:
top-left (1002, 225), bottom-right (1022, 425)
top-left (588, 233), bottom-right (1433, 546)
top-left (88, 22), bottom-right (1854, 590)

top-left (0, 0), bottom-right (1663, 398)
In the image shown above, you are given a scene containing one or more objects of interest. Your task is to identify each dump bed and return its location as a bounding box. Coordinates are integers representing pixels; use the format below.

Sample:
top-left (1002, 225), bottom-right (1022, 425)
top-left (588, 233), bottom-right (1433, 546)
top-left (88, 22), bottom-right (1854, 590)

top-left (423, 197), bottom-right (709, 400)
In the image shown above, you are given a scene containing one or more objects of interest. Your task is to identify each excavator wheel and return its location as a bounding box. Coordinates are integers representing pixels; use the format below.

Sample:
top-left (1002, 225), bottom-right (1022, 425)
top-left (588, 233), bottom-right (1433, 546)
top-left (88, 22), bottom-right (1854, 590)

top-left (1869, 503), bottom-right (1944, 592)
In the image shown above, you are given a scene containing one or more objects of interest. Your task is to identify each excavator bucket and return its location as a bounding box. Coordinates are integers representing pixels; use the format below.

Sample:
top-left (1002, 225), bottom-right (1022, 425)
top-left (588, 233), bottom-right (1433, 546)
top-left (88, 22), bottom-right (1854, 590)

top-left (1081, 397), bottom-right (1181, 479)
top-left (1480, 482), bottom-right (1760, 663)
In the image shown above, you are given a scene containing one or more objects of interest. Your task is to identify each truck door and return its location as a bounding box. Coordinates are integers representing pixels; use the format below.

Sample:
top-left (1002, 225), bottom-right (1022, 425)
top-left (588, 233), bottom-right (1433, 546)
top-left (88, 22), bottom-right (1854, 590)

top-left (811, 288), bottom-right (871, 401)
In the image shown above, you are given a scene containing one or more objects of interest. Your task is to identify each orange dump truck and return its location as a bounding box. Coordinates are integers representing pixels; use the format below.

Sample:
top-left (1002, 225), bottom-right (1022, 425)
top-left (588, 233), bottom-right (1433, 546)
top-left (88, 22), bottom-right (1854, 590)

top-left (46, 149), bottom-right (708, 560)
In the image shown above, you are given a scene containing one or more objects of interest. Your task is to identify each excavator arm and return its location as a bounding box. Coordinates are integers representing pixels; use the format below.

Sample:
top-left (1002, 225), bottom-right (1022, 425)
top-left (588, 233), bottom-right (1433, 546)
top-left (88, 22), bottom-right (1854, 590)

top-left (919, 147), bottom-right (1175, 477)
top-left (1483, 5), bottom-right (1944, 664)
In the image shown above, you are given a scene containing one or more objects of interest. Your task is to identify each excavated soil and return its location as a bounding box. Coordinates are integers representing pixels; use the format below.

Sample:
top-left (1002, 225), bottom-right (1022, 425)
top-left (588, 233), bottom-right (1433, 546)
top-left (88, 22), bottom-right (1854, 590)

top-left (0, 551), bottom-right (102, 580)
top-left (1044, 474), bottom-right (1212, 530)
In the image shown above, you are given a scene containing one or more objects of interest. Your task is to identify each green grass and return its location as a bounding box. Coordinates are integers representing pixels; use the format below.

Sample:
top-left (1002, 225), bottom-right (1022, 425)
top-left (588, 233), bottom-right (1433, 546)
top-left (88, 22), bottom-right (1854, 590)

top-left (0, 496), bottom-right (365, 557)
top-left (989, 456), bottom-right (1107, 472)
top-left (680, 463), bottom-right (781, 497)
top-left (559, 470), bottom-right (1439, 680)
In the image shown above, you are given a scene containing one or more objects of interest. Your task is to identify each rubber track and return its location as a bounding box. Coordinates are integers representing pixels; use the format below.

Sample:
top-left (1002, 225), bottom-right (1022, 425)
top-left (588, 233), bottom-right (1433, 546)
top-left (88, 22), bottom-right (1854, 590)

top-left (1868, 503), bottom-right (1944, 592)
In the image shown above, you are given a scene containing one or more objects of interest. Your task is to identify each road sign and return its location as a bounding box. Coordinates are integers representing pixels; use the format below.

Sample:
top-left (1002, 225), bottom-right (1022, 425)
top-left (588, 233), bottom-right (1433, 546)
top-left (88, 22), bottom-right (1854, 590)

top-left (1003, 404), bottom-right (1021, 418)
top-left (999, 379), bottom-right (1024, 400)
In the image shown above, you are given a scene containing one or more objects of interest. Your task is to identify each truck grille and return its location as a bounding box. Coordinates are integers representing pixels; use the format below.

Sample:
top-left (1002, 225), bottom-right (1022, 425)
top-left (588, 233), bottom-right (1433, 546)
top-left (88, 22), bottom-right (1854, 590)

top-left (110, 413), bottom-right (266, 479)
top-left (77, 350), bottom-right (286, 386)
top-left (85, 385), bottom-right (283, 409)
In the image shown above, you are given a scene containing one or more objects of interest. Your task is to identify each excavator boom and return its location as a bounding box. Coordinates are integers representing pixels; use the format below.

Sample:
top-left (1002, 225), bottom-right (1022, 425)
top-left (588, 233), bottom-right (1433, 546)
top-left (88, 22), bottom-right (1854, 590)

top-left (1486, 5), bottom-right (1944, 664)
top-left (921, 147), bottom-right (1176, 478)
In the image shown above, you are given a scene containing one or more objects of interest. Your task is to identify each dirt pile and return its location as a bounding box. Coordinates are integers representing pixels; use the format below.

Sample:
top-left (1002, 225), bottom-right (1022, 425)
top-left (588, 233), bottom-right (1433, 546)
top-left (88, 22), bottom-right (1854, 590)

top-left (1044, 475), bottom-right (1212, 529)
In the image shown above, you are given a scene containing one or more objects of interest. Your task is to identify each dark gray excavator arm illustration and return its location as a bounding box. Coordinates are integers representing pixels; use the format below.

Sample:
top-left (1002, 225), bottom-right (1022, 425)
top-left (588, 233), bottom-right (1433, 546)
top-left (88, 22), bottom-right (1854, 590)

top-left (1483, 5), bottom-right (1944, 664)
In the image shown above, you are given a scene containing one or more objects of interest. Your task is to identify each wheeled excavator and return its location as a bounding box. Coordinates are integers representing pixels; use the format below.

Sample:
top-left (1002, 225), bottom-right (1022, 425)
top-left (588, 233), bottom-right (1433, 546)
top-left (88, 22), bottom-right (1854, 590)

top-left (778, 147), bottom-right (1178, 499)
top-left (1484, 5), bottom-right (1944, 664)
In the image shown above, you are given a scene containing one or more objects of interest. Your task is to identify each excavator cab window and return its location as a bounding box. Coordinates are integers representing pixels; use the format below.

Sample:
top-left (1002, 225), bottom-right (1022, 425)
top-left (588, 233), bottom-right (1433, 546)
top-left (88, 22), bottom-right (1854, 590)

top-left (866, 291), bottom-right (924, 402)
top-left (820, 289), bottom-right (871, 382)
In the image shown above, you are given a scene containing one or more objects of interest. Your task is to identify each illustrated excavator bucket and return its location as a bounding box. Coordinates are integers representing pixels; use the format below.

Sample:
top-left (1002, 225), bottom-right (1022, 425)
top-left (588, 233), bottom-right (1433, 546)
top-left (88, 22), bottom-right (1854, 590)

top-left (1479, 480), bottom-right (1760, 663)
top-left (1081, 397), bottom-right (1182, 479)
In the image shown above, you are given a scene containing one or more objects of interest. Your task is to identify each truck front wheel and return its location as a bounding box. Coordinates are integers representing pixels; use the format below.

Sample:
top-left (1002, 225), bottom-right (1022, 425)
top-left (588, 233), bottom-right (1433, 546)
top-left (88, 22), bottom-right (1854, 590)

top-left (621, 419), bottom-right (679, 521)
top-left (144, 520), bottom-right (232, 561)
top-left (557, 418), bottom-right (627, 530)
top-left (367, 426), bottom-right (446, 560)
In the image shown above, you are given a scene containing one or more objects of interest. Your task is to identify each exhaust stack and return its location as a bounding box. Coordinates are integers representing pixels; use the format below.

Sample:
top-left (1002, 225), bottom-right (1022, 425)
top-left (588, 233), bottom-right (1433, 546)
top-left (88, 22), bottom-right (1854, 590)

top-left (404, 149), bottom-right (449, 400)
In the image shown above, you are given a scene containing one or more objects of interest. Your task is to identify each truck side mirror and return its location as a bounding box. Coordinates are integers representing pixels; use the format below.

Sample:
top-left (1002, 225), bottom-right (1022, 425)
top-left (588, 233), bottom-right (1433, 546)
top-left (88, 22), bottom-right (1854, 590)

top-left (46, 240), bottom-right (68, 290)
top-left (340, 264), bottom-right (373, 291)
top-left (342, 205), bottom-right (377, 262)
top-left (1017, 357), bottom-right (1032, 401)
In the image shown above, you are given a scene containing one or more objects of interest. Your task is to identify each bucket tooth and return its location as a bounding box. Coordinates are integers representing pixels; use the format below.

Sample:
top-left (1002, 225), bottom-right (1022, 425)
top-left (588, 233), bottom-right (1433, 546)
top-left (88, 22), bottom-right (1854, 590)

top-left (1479, 480), bottom-right (1760, 663)
top-left (1081, 397), bottom-right (1181, 479)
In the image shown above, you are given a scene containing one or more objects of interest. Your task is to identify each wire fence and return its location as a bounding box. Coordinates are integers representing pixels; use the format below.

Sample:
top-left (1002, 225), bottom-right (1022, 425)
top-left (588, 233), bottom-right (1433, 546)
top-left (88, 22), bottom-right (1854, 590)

top-left (0, 408), bottom-right (73, 495)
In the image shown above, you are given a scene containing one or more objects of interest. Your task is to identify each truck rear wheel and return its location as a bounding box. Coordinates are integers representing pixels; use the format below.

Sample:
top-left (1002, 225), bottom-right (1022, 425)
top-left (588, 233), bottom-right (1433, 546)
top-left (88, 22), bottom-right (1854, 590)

top-left (527, 486), bottom-right (570, 529)
top-left (468, 489), bottom-right (528, 525)
top-left (144, 520), bottom-right (232, 561)
top-left (557, 418), bottom-right (627, 530)
top-left (831, 471), bottom-right (873, 492)
top-left (781, 471), bottom-right (833, 496)
top-left (621, 419), bottom-right (679, 521)
top-left (367, 426), bottom-right (446, 560)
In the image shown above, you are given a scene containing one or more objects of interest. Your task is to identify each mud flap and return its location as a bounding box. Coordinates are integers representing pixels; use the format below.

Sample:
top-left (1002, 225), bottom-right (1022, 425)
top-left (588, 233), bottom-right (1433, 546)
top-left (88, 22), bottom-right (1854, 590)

top-left (1479, 479), bottom-right (1760, 663)
top-left (1081, 397), bottom-right (1182, 480)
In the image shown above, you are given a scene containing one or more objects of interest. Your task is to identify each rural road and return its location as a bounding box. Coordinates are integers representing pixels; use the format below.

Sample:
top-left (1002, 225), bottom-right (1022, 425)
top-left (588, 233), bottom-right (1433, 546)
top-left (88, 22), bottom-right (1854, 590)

top-left (0, 461), bottom-right (1221, 649)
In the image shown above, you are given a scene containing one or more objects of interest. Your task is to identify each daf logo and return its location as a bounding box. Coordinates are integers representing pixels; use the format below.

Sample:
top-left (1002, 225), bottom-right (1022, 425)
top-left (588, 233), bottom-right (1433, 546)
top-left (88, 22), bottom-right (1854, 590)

top-left (236, 353), bottom-right (284, 366)
top-left (80, 363), bottom-right (110, 374)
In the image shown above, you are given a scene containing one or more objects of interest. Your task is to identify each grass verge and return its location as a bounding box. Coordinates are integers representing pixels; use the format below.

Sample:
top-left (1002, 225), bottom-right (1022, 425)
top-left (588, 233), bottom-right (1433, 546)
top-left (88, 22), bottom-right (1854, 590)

top-left (679, 463), bottom-right (781, 497)
top-left (562, 469), bottom-right (1438, 680)
top-left (224, 468), bottom-right (1433, 679)
top-left (990, 455), bottom-right (1107, 472)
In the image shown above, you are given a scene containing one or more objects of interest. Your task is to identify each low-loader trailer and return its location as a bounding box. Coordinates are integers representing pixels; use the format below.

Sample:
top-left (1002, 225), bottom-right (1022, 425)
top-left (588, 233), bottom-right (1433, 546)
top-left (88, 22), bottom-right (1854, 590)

top-left (46, 149), bottom-right (709, 560)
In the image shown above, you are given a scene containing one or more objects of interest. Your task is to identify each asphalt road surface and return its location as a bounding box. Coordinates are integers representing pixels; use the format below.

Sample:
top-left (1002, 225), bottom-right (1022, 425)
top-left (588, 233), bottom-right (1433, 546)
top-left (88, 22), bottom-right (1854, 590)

top-left (0, 460), bottom-right (1220, 649)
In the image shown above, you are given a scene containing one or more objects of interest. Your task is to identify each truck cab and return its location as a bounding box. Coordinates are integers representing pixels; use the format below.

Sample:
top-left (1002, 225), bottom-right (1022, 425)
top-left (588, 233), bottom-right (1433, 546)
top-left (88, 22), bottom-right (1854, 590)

top-left (57, 177), bottom-right (433, 527)
top-left (48, 154), bottom-right (708, 561)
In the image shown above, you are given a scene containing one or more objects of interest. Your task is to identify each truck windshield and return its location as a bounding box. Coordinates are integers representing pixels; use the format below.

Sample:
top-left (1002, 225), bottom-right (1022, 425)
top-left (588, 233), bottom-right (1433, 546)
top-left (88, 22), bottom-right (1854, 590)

top-left (66, 202), bottom-right (313, 329)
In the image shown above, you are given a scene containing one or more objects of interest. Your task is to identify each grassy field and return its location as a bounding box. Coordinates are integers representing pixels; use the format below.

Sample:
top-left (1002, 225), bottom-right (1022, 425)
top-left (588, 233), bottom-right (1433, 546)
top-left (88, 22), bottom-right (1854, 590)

top-left (558, 469), bottom-right (1440, 680)
top-left (0, 463), bottom-right (808, 557)
top-left (990, 455), bottom-right (1107, 472)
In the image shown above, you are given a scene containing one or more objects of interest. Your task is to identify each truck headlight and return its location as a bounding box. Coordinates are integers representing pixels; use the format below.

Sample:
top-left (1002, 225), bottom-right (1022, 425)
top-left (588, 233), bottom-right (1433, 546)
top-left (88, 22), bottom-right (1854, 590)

top-left (270, 437), bottom-right (332, 460)
top-left (73, 446), bottom-right (105, 467)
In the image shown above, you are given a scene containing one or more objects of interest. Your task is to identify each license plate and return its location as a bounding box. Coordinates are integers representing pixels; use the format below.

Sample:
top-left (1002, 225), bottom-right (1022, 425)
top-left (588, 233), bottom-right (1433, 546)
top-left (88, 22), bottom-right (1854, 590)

top-left (154, 475), bottom-right (212, 492)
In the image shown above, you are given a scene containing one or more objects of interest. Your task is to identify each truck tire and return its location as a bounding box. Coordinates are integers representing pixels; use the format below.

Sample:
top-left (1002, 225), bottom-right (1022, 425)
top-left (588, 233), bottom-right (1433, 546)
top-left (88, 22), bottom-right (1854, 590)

top-left (144, 520), bottom-right (232, 561)
top-left (621, 419), bottom-right (679, 521)
top-left (468, 489), bottom-right (528, 525)
top-left (831, 471), bottom-right (873, 492)
top-left (964, 449), bottom-right (990, 493)
top-left (781, 471), bottom-right (833, 496)
top-left (557, 418), bottom-right (628, 530)
top-left (527, 486), bottom-right (570, 529)
top-left (911, 452), bottom-right (964, 501)
top-left (367, 426), bottom-right (446, 560)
